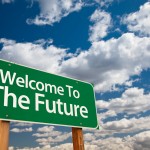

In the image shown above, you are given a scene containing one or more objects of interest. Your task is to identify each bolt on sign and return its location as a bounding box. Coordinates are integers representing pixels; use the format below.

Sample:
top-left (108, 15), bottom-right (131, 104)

top-left (0, 59), bottom-right (98, 129)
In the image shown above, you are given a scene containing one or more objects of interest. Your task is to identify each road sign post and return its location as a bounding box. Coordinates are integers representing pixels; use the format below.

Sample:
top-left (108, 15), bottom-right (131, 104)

top-left (0, 120), bottom-right (10, 150)
top-left (72, 127), bottom-right (84, 150)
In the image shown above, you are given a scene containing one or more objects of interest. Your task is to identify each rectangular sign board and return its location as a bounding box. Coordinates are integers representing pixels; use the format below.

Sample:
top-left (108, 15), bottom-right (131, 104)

top-left (0, 59), bottom-right (98, 129)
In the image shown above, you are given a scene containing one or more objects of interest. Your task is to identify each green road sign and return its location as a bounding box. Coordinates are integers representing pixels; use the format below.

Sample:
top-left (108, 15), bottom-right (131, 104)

top-left (0, 59), bottom-right (98, 129)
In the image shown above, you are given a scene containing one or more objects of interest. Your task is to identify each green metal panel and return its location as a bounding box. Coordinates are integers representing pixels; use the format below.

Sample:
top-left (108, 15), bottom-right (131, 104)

top-left (0, 59), bottom-right (98, 129)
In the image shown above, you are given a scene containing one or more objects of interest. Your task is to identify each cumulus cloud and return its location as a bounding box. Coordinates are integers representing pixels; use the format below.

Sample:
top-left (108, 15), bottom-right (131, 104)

top-left (32, 126), bottom-right (71, 146)
top-left (123, 2), bottom-right (150, 36)
top-left (11, 130), bottom-right (150, 150)
top-left (27, 0), bottom-right (83, 25)
top-left (9, 147), bottom-right (14, 150)
top-left (30, 116), bottom-right (150, 148)
top-left (84, 130), bottom-right (150, 150)
top-left (33, 126), bottom-right (61, 138)
top-left (49, 143), bottom-right (72, 150)
top-left (36, 132), bottom-right (72, 146)
top-left (1, 32), bottom-right (150, 93)
top-left (50, 143), bottom-right (100, 150)
top-left (84, 133), bottom-right (96, 141)
top-left (102, 117), bottom-right (150, 136)
top-left (10, 127), bottom-right (33, 133)
top-left (0, 38), bottom-right (68, 74)
top-left (98, 110), bottom-right (117, 120)
top-left (97, 87), bottom-right (150, 115)
top-left (89, 9), bottom-right (112, 42)
top-left (133, 131), bottom-right (150, 150)
top-left (89, 137), bottom-right (133, 150)
top-left (60, 33), bottom-right (150, 92)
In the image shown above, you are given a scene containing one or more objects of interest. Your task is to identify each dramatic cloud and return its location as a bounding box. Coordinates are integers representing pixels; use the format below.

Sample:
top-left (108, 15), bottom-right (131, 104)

top-left (60, 33), bottom-right (150, 92)
top-left (89, 9), bottom-right (112, 42)
top-left (97, 87), bottom-right (150, 115)
top-left (123, 2), bottom-right (150, 36)
top-left (27, 0), bottom-right (83, 25)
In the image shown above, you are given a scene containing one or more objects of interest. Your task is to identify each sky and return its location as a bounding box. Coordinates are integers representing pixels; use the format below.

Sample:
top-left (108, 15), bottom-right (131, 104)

top-left (0, 0), bottom-right (150, 149)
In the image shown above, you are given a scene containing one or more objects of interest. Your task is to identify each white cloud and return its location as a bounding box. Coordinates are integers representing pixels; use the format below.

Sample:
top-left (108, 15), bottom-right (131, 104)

top-left (30, 117), bottom-right (150, 148)
top-left (1, 32), bottom-right (150, 94)
top-left (50, 143), bottom-right (99, 150)
top-left (9, 125), bottom-right (150, 150)
top-left (133, 131), bottom-right (150, 150)
top-left (33, 131), bottom-right (61, 138)
top-left (1, 32), bottom-right (150, 93)
top-left (84, 133), bottom-right (96, 141)
top-left (97, 87), bottom-right (150, 115)
top-left (104, 118), bottom-right (134, 131)
top-left (10, 127), bottom-right (33, 133)
top-left (36, 126), bottom-right (54, 132)
top-left (98, 110), bottom-right (117, 120)
top-left (49, 130), bottom-right (150, 150)
top-left (50, 143), bottom-right (72, 150)
top-left (89, 137), bottom-right (133, 150)
top-left (84, 116), bottom-right (150, 139)
top-left (123, 2), bottom-right (150, 36)
top-left (89, 9), bottom-right (112, 42)
top-left (60, 33), bottom-right (150, 92)
top-left (33, 126), bottom-right (61, 137)
top-left (9, 147), bottom-right (14, 150)
top-left (84, 130), bottom-right (150, 150)
top-left (27, 0), bottom-right (83, 25)
top-left (32, 125), bottom-right (71, 146)
top-left (0, 38), bottom-right (68, 74)
top-left (36, 132), bottom-right (72, 146)
top-left (102, 117), bottom-right (150, 136)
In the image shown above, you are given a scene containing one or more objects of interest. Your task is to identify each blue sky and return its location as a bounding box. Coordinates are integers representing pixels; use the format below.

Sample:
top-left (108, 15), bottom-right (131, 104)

top-left (0, 0), bottom-right (150, 149)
